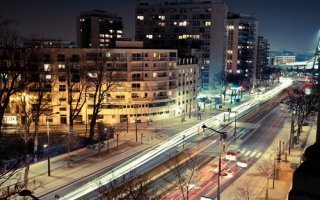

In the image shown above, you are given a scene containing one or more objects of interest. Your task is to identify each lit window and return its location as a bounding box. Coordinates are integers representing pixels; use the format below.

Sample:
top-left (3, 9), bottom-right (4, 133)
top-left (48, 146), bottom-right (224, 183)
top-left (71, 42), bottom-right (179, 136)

top-left (227, 25), bottom-right (234, 30)
top-left (237, 70), bottom-right (241, 74)
top-left (117, 35), bottom-right (122, 38)
top-left (80, 18), bottom-right (85, 22)
top-left (117, 30), bottom-right (123, 33)
top-left (174, 22), bottom-right (177, 25)
top-left (179, 21), bottom-right (187, 27)
top-left (137, 16), bottom-right (144, 20)
top-left (58, 64), bottom-right (65, 70)
top-left (46, 75), bottom-right (51, 80)
top-left (110, 30), bottom-right (114, 33)
top-left (159, 15), bottom-right (165, 20)
top-left (205, 21), bottom-right (211, 26)
top-left (158, 22), bottom-right (165, 26)
top-left (100, 34), bottom-right (104, 38)
top-left (44, 64), bottom-right (51, 71)
top-left (146, 34), bottom-right (153, 39)
top-left (153, 73), bottom-right (157, 77)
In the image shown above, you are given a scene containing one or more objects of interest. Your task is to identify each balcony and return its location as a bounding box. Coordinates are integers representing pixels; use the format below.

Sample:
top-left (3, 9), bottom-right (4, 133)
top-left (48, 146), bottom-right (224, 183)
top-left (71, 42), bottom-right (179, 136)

top-left (169, 84), bottom-right (177, 89)
top-left (152, 77), bottom-right (169, 81)
top-left (132, 77), bottom-right (144, 81)
top-left (154, 96), bottom-right (169, 100)
top-left (131, 67), bottom-right (144, 71)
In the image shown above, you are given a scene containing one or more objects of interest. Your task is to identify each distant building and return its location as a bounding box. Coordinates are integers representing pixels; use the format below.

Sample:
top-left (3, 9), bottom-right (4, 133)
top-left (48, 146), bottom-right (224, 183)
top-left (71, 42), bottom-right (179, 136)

top-left (274, 56), bottom-right (296, 66)
top-left (226, 13), bottom-right (259, 86)
top-left (135, 0), bottom-right (227, 96)
top-left (24, 39), bottom-right (71, 48)
top-left (256, 36), bottom-right (269, 81)
top-left (76, 10), bottom-right (124, 48)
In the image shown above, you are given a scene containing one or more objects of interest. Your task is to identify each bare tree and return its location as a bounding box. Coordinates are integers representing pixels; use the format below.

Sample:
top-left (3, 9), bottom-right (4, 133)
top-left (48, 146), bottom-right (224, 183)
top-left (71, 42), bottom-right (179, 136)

top-left (86, 50), bottom-right (124, 144)
top-left (164, 151), bottom-right (199, 200)
top-left (0, 93), bottom-right (42, 199)
top-left (26, 49), bottom-right (60, 160)
top-left (64, 60), bottom-right (88, 166)
top-left (286, 86), bottom-right (316, 149)
top-left (232, 181), bottom-right (257, 200)
top-left (98, 172), bottom-right (162, 200)
top-left (0, 17), bottom-right (29, 136)
top-left (257, 158), bottom-right (274, 200)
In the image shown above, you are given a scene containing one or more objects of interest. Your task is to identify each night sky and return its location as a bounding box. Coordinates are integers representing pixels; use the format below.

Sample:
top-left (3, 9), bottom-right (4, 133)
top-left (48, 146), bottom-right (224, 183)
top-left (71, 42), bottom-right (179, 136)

top-left (1, 0), bottom-right (319, 51)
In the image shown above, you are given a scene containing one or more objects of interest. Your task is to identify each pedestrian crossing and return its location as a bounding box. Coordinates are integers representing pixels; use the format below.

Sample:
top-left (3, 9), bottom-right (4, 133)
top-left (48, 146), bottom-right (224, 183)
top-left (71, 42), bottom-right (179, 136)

top-left (238, 148), bottom-right (262, 159)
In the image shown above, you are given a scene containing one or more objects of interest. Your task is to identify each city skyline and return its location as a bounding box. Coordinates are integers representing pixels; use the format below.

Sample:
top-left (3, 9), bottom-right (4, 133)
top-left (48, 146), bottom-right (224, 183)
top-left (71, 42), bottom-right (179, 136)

top-left (1, 0), bottom-right (319, 51)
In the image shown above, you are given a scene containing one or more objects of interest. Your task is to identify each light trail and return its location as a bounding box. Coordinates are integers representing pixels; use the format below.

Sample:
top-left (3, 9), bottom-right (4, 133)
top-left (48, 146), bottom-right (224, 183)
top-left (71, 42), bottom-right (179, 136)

top-left (53, 79), bottom-right (292, 199)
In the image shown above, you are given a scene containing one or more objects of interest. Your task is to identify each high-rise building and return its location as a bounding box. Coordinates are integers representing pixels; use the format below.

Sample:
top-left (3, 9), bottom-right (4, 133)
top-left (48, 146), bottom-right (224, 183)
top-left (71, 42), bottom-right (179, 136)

top-left (135, 0), bottom-right (227, 96)
top-left (24, 38), bottom-right (71, 48)
top-left (226, 13), bottom-right (259, 86)
top-left (76, 10), bottom-right (124, 48)
top-left (256, 36), bottom-right (269, 83)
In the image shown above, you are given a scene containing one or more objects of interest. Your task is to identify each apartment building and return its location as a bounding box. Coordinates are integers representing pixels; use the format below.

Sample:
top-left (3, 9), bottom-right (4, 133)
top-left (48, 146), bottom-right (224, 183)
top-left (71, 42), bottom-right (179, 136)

top-left (76, 10), bottom-right (124, 48)
top-left (3, 47), bottom-right (199, 127)
top-left (256, 36), bottom-right (270, 82)
top-left (135, 0), bottom-right (227, 96)
top-left (226, 13), bottom-right (259, 86)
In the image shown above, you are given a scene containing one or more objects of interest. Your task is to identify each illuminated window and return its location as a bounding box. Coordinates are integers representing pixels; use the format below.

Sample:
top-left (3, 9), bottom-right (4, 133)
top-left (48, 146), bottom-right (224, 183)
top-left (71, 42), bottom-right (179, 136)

top-left (46, 75), bottom-right (51, 80)
top-left (58, 64), bottom-right (65, 70)
top-left (44, 64), bottom-right (51, 71)
top-left (158, 22), bottom-right (165, 26)
top-left (80, 18), bottom-right (85, 22)
top-left (174, 22), bottom-right (177, 25)
top-left (146, 34), bottom-right (153, 39)
top-left (237, 70), bottom-right (241, 74)
top-left (227, 25), bottom-right (234, 30)
top-left (110, 30), bottom-right (114, 33)
top-left (153, 73), bottom-right (157, 77)
top-left (117, 30), bottom-right (123, 34)
top-left (137, 16), bottom-right (144, 20)
top-left (179, 21), bottom-right (187, 27)
top-left (227, 50), bottom-right (233, 54)
top-left (159, 15), bottom-right (165, 20)
top-left (205, 21), bottom-right (211, 26)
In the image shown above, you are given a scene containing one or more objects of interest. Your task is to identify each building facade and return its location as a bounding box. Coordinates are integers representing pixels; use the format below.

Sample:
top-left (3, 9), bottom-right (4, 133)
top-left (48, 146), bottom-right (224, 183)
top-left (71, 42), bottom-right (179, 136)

top-left (226, 13), bottom-right (259, 87)
top-left (256, 36), bottom-right (270, 83)
top-left (135, 0), bottom-right (227, 96)
top-left (3, 47), bottom-right (199, 127)
top-left (76, 10), bottom-right (124, 48)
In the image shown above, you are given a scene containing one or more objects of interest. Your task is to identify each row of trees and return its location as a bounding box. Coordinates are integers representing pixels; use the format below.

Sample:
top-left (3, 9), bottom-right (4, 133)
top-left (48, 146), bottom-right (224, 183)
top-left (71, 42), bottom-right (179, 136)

top-left (286, 82), bottom-right (317, 152)
top-left (0, 16), bottom-right (123, 198)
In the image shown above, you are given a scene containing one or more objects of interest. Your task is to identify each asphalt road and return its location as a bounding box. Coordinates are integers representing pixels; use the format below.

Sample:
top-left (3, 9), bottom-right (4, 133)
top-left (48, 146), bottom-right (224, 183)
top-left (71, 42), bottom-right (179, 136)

top-left (158, 94), bottom-right (289, 199)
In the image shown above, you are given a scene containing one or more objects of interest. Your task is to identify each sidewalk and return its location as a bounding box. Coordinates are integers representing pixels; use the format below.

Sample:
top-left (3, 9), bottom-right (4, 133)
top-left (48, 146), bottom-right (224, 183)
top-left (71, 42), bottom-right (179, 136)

top-left (221, 113), bottom-right (317, 200)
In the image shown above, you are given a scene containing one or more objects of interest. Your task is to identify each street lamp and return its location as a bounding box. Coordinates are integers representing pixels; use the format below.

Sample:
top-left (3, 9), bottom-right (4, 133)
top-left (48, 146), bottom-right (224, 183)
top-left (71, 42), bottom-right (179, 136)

top-left (202, 124), bottom-right (227, 200)
top-left (18, 189), bottom-right (39, 200)
top-left (182, 135), bottom-right (185, 149)
top-left (44, 112), bottom-right (59, 176)
top-left (45, 116), bottom-right (51, 177)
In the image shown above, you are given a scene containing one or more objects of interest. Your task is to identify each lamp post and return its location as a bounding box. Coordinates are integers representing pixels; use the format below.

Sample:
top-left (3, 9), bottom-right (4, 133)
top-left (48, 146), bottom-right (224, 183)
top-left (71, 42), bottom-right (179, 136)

top-left (45, 116), bottom-right (51, 176)
top-left (202, 124), bottom-right (227, 200)
top-left (134, 104), bottom-right (138, 142)
top-left (18, 189), bottom-right (39, 200)
top-left (44, 112), bottom-right (59, 176)
top-left (182, 135), bottom-right (185, 149)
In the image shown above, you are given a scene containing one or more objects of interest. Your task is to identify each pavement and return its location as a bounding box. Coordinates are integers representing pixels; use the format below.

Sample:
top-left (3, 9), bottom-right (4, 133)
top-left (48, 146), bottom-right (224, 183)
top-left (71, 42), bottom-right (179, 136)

top-left (221, 112), bottom-right (317, 200)
top-left (5, 85), bottom-right (284, 199)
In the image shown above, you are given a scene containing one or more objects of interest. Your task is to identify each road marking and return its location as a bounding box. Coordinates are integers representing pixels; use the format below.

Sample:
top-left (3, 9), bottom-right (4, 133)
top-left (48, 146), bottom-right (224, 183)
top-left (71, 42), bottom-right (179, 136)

top-left (256, 152), bottom-right (262, 158)
top-left (240, 149), bottom-right (246, 154)
top-left (244, 151), bottom-right (251, 156)
top-left (250, 152), bottom-right (257, 157)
